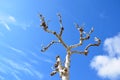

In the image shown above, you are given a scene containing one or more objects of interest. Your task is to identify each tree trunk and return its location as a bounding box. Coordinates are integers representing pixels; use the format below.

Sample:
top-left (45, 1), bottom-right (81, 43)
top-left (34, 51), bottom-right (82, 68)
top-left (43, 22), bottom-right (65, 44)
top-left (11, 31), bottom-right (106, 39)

top-left (61, 75), bottom-right (69, 80)
top-left (61, 50), bottom-right (71, 80)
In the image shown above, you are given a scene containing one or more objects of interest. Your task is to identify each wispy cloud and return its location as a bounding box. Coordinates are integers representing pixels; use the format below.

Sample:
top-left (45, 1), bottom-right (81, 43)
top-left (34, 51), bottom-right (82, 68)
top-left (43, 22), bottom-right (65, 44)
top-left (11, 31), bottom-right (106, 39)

top-left (90, 33), bottom-right (120, 80)
top-left (7, 46), bottom-right (26, 56)
top-left (0, 21), bottom-right (11, 31)
top-left (23, 62), bottom-right (44, 79)
top-left (0, 14), bottom-right (16, 31)
top-left (0, 44), bottom-right (45, 80)
top-left (0, 45), bottom-right (45, 80)
top-left (44, 59), bottom-right (54, 64)
top-left (34, 70), bottom-right (44, 79)
top-left (30, 51), bottom-right (54, 64)
top-left (1, 57), bottom-right (44, 80)
top-left (0, 62), bottom-right (7, 74)
top-left (0, 75), bottom-right (5, 80)
top-left (8, 16), bottom-right (16, 23)
top-left (9, 47), bottom-right (23, 53)
top-left (0, 14), bottom-right (31, 31)
top-left (12, 72), bottom-right (21, 80)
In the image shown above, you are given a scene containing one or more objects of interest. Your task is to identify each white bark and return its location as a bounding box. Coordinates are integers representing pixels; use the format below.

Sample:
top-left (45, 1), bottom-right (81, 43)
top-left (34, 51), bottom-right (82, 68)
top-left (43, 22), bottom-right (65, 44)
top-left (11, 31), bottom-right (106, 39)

top-left (61, 75), bottom-right (69, 80)
top-left (62, 51), bottom-right (71, 80)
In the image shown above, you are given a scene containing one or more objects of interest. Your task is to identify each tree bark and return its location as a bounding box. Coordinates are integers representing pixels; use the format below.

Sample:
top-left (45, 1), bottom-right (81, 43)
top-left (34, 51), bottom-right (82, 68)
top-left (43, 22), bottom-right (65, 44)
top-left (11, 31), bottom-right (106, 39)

top-left (61, 50), bottom-right (71, 80)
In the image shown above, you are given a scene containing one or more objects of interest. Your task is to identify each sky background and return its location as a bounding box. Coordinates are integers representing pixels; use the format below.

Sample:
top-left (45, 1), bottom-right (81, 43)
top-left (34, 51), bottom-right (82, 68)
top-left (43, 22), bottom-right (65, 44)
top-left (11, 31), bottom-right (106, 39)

top-left (0, 0), bottom-right (120, 80)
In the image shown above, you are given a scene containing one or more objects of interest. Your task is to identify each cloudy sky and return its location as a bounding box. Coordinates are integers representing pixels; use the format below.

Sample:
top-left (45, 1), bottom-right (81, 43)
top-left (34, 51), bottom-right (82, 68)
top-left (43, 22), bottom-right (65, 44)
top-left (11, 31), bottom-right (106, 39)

top-left (0, 0), bottom-right (120, 80)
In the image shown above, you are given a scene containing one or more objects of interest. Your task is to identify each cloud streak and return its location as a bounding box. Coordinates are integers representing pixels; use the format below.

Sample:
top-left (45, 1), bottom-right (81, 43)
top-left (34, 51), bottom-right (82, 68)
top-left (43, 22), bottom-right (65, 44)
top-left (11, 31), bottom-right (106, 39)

top-left (0, 21), bottom-right (11, 31)
top-left (0, 14), bottom-right (31, 31)
top-left (8, 16), bottom-right (16, 23)
top-left (30, 51), bottom-right (54, 64)
top-left (90, 33), bottom-right (120, 80)
top-left (7, 46), bottom-right (27, 56)
top-left (0, 14), bottom-right (16, 31)
top-left (0, 45), bottom-right (45, 80)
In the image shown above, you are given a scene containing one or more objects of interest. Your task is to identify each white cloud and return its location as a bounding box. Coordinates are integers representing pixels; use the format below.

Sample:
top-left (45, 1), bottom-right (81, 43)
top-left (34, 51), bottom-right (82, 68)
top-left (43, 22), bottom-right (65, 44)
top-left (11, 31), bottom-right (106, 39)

top-left (30, 51), bottom-right (53, 64)
top-left (104, 33), bottom-right (120, 56)
top-left (0, 15), bottom-right (16, 31)
top-left (0, 14), bottom-right (31, 31)
top-left (34, 70), bottom-right (44, 79)
top-left (24, 62), bottom-right (44, 79)
top-left (0, 21), bottom-right (11, 31)
top-left (12, 72), bottom-right (21, 80)
top-left (7, 46), bottom-right (26, 56)
top-left (0, 44), bottom-right (45, 80)
top-left (90, 33), bottom-right (120, 80)
top-left (2, 58), bottom-right (44, 79)
top-left (44, 59), bottom-right (54, 64)
top-left (9, 47), bottom-right (23, 53)
top-left (8, 16), bottom-right (16, 23)
top-left (0, 62), bottom-right (7, 73)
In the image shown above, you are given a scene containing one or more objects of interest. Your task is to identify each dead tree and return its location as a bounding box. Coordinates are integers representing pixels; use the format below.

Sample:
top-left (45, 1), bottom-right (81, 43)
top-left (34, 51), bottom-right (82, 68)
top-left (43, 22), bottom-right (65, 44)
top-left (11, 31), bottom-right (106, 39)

top-left (39, 13), bottom-right (101, 80)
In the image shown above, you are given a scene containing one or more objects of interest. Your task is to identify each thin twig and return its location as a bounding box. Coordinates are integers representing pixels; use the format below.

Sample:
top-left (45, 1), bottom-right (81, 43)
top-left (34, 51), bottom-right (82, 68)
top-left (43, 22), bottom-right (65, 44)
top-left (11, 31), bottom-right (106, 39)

top-left (58, 13), bottom-right (64, 36)
top-left (57, 13), bottom-right (63, 27)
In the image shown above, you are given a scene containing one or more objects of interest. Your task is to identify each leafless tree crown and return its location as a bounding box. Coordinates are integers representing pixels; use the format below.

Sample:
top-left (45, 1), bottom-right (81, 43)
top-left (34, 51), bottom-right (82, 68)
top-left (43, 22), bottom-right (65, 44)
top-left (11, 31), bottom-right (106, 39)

top-left (39, 13), bottom-right (101, 80)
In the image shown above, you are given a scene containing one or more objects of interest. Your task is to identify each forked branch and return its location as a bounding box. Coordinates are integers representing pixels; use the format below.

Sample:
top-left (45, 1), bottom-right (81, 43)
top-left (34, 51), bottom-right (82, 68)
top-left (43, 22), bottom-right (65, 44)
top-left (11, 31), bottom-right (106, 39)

top-left (39, 14), bottom-right (68, 50)
top-left (71, 37), bottom-right (101, 55)
top-left (69, 25), bottom-right (94, 49)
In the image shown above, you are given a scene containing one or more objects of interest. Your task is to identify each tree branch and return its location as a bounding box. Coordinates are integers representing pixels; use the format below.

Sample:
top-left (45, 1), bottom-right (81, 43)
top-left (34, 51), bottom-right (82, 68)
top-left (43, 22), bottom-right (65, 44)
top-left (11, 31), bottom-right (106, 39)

top-left (71, 50), bottom-right (88, 55)
top-left (69, 27), bottom-right (94, 49)
top-left (85, 37), bottom-right (101, 51)
top-left (50, 70), bottom-right (57, 76)
top-left (71, 37), bottom-right (101, 55)
top-left (50, 55), bottom-right (65, 78)
top-left (39, 14), bottom-right (68, 49)
top-left (41, 40), bottom-right (60, 52)
top-left (57, 13), bottom-right (64, 37)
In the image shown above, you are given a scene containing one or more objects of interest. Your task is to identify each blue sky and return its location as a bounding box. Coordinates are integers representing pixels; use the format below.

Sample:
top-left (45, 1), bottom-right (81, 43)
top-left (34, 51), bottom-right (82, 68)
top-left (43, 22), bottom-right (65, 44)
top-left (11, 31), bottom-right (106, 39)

top-left (0, 0), bottom-right (120, 80)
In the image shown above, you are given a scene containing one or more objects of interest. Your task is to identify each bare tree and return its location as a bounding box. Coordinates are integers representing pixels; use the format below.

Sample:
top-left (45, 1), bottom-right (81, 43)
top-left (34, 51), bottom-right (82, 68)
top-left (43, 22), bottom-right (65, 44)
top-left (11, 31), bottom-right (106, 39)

top-left (39, 13), bottom-right (101, 80)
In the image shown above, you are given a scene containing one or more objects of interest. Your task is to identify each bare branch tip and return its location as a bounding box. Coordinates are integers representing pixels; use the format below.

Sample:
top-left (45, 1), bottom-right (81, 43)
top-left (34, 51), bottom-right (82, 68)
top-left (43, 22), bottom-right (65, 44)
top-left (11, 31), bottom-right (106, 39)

top-left (94, 37), bottom-right (100, 41)
top-left (90, 27), bottom-right (94, 33)
top-left (41, 48), bottom-right (46, 52)
top-left (84, 50), bottom-right (89, 56)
